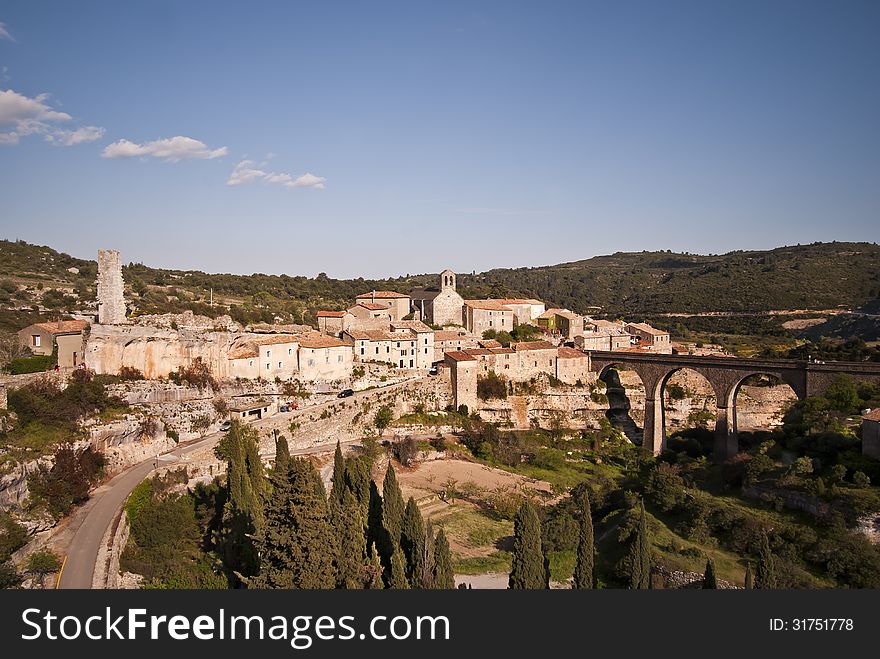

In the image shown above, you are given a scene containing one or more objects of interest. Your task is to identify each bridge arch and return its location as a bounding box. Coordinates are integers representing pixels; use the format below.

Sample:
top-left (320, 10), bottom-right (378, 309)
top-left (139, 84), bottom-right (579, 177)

top-left (596, 364), bottom-right (647, 446)
top-left (655, 367), bottom-right (721, 456)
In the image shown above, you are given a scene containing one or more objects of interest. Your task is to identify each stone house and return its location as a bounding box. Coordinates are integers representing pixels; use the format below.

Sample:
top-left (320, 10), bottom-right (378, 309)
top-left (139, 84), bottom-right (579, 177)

top-left (862, 409), bottom-right (880, 459)
top-left (410, 269), bottom-right (464, 327)
top-left (354, 291), bottom-right (411, 322)
top-left (227, 343), bottom-right (260, 379)
top-left (625, 322), bottom-right (672, 353)
top-left (556, 347), bottom-right (592, 384)
top-left (487, 298), bottom-right (546, 325)
top-left (445, 350), bottom-right (479, 413)
top-left (576, 319), bottom-right (631, 351)
top-left (347, 302), bottom-right (392, 323)
top-left (316, 310), bottom-right (355, 336)
top-left (344, 320), bottom-right (434, 369)
top-left (297, 334), bottom-right (353, 382)
top-left (229, 400), bottom-right (276, 421)
top-left (463, 300), bottom-right (514, 336)
top-left (433, 329), bottom-right (480, 362)
top-left (17, 319), bottom-right (89, 368)
top-left (536, 309), bottom-right (584, 339)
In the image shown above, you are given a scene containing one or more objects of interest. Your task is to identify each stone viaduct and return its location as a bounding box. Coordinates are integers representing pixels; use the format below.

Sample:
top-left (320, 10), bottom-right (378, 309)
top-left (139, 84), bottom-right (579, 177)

top-left (587, 351), bottom-right (880, 460)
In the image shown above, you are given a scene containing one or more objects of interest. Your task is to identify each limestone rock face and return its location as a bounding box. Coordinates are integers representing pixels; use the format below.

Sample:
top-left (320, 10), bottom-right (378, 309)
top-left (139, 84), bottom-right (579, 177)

top-left (85, 323), bottom-right (240, 379)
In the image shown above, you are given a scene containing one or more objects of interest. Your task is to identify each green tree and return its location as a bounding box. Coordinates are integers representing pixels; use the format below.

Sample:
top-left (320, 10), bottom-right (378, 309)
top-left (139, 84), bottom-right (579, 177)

top-left (755, 532), bottom-right (777, 589)
top-left (26, 549), bottom-right (61, 588)
top-left (250, 458), bottom-right (337, 589)
top-left (381, 465), bottom-right (405, 565)
top-left (703, 558), bottom-right (718, 589)
top-left (744, 563), bottom-right (753, 589)
top-left (432, 528), bottom-right (455, 589)
top-left (423, 518), bottom-right (436, 589)
top-left (573, 489), bottom-right (594, 589)
top-left (375, 405), bottom-right (394, 432)
top-left (273, 432), bottom-right (290, 482)
top-left (401, 497), bottom-right (426, 588)
top-left (331, 441), bottom-right (346, 503)
top-left (628, 500), bottom-right (652, 589)
top-left (509, 501), bottom-right (545, 589)
top-left (333, 491), bottom-right (367, 589)
top-left (388, 547), bottom-right (409, 589)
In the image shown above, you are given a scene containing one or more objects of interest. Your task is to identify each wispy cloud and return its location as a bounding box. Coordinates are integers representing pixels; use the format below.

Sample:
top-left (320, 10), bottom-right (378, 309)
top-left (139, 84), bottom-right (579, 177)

top-left (0, 22), bottom-right (14, 42)
top-left (0, 88), bottom-right (103, 146)
top-left (102, 136), bottom-right (228, 162)
top-left (227, 159), bottom-right (326, 189)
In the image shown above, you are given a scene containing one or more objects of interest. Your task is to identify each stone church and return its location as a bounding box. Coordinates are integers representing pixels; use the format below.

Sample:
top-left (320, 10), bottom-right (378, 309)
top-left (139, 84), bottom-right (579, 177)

top-left (410, 269), bottom-right (464, 327)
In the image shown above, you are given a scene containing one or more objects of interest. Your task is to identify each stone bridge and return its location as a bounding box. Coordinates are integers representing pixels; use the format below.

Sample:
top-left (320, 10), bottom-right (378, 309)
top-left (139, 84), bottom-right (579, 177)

top-left (587, 351), bottom-right (880, 460)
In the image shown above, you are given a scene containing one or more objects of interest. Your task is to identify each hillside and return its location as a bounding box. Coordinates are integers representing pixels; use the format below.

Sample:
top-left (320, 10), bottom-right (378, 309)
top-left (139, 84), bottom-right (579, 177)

top-left (0, 239), bottom-right (877, 333)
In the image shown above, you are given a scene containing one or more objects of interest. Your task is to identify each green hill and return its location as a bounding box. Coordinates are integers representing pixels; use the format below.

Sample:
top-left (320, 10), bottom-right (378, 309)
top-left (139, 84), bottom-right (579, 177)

top-left (0, 239), bottom-right (877, 331)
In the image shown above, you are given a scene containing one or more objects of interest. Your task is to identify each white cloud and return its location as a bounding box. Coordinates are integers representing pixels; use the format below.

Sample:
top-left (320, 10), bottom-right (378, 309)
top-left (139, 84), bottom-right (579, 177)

top-left (0, 88), bottom-right (101, 146)
top-left (226, 159), bottom-right (326, 189)
top-left (0, 22), bottom-right (14, 42)
top-left (46, 125), bottom-right (106, 146)
top-left (102, 136), bottom-right (228, 162)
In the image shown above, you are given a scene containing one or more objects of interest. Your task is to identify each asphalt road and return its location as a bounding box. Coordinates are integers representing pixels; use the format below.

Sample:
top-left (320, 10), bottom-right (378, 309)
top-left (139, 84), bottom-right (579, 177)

top-left (58, 433), bottom-right (220, 589)
top-left (57, 375), bottom-right (426, 589)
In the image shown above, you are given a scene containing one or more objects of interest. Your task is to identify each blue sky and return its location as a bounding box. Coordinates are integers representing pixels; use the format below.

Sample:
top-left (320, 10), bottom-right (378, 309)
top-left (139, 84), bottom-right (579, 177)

top-left (0, 1), bottom-right (877, 278)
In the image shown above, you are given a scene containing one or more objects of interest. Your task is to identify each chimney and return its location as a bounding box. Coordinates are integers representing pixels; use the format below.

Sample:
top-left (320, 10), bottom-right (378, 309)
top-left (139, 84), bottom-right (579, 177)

top-left (371, 290), bottom-right (376, 304)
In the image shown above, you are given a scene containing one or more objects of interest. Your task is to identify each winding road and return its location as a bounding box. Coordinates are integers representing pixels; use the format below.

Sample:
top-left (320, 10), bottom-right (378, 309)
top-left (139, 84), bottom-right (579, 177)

top-left (58, 376), bottom-right (426, 589)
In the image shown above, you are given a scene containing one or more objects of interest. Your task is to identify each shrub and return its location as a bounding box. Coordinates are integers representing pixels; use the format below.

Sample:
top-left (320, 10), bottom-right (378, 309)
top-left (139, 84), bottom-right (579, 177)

top-left (117, 366), bottom-right (144, 381)
top-left (430, 436), bottom-right (448, 452)
top-left (477, 371), bottom-right (507, 400)
top-left (393, 436), bottom-right (419, 466)
top-left (168, 358), bottom-right (217, 391)
top-left (7, 354), bottom-right (56, 374)
top-left (0, 512), bottom-right (28, 562)
top-left (374, 405), bottom-right (393, 431)
top-left (27, 445), bottom-right (105, 519)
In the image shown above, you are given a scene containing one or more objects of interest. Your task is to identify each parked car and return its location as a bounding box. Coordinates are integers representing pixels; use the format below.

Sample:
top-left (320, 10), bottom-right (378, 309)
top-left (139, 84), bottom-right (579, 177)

top-left (337, 389), bottom-right (355, 398)
top-left (280, 401), bottom-right (299, 412)
top-left (219, 420), bottom-right (232, 432)
top-left (428, 366), bottom-right (439, 376)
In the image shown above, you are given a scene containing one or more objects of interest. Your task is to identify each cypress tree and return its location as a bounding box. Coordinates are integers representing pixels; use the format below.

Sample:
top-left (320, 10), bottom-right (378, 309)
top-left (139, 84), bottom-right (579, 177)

top-left (331, 441), bottom-right (346, 503)
top-left (755, 532), bottom-right (777, 589)
top-left (423, 518), bottom-right (436, 589)
top-left (573, 489), bottom-right (594, 589)
top-left (508, 500), bottom-right (545, 589)
top-left (334, 490), bottom-right (367, 589)
top-left (218, 421), bottom-right (265, 582)
top-left (432, 528), bottom-right (455, 589)
top-left (344, 455), bottom-right (372, 513)
top-left (250, 457), bottom-right (337, 589)
top-left (703, 558), bottom-right (718, 589)
top-left (381, 465), bottom-right (405, 560)
top-left (744, 563), bottom-right (753, 589)
top-left (401, 497), bottom-right (426, 588)
top-left (367, 479), bottom-right (384, 554)
top-left (273, 432), bottom-right (290, 481)
top-left (388, 547), bottom-right (409, 589)
top-left (628, 499), bottom-right (652, 589)
top-left (365, 545), bottom-right (384, 589)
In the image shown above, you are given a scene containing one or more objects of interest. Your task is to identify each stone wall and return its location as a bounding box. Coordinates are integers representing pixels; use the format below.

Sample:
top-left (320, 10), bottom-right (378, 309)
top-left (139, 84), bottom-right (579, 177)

top-left (97, 249), bottom-right (126, 325)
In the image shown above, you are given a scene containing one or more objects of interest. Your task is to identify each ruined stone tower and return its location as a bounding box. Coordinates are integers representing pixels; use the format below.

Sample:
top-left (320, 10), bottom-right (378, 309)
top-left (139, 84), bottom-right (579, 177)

top-left (97, 249), bottom-right (126, 324)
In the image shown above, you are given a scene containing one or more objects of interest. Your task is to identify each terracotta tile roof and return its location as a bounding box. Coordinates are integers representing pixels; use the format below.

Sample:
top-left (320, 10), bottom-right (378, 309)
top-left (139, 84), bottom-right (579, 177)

top-left (558, 347), bottom-right (587, 359)
top-left (434, 330), bottom-right (473, 341)
top-left (445, 350), bottom-right (477, 362)
top-left (463, 348), bottom-right (493, 356)
top-left (353, 302), bottom-right (390, 311)
top-left (229, 344), bottom-right (258, 360)
top-left (537, 308), bottom-right (580, 321)
top-left (32, 320), bottom-right (89, 334)
top-left (255, 334), bottom-right (300, 346)
top-left (489, 347), bottom-right (515, 355)
top-left (478, 339), bottom-right (502, 348)
top-left (464, 300), bottom-right (512, 311)
top-left (390, 320), bottom-right (433, 333)
top-left (512, 340), bottom-right (556, 352)
top-left (355, 291), bottom-right (408, 299)
top-left (317, 311), bottom-right (347, 318)
top-left (863, 409), bottom-right (880, 422)
top-left (297, 334), bottom-right (348, 349)
top-left (490, 298), bottom-right (544, 306)
top-left (626, 322), bottom-right (669, 336)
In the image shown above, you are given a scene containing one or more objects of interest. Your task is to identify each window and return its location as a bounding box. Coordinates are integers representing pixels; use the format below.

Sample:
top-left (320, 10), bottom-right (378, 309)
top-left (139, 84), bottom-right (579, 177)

top-left (288, 348), bottom-right (293, 355)
top-left (249, 360), bottom-right (253, 367)
top-left (32, 335), bottom-right (41, 347)
top-left (266, 350), bottom-right (271, 358)
top-left (361, 348), bottom-right (365, 355)
top-left (338, 355), bottom-right (343, 362)
top-left (266, 363), bottom-right (270, 370)
top-left (278, 362), bottom-right (283, 368)
top-left (375, 347), bottom-right (379, 354)
top-left (308, 359), bottom-right (315, 367)
top-left (409, 359), bottom-right (413, 368)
